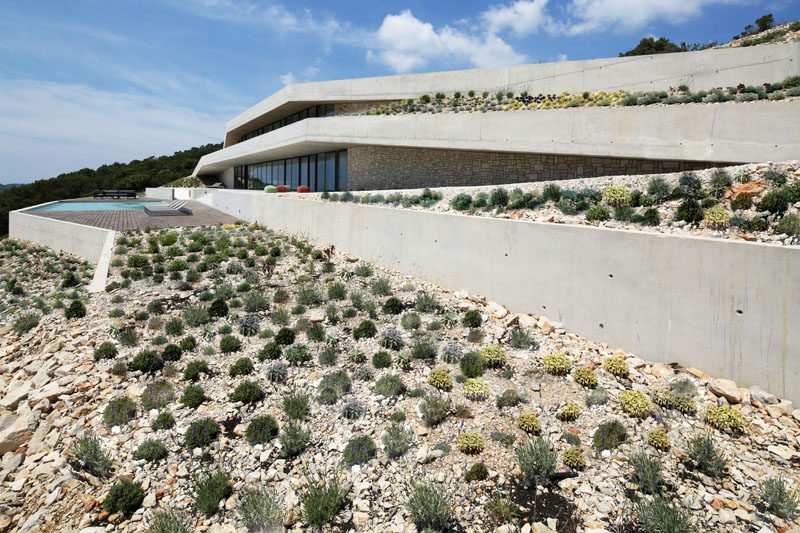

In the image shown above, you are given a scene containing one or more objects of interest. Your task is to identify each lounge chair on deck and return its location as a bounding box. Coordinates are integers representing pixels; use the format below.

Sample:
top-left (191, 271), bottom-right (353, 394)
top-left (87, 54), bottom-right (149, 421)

top-left (94, 190), bottom-right (136, 198)
top-left (144, 200), bottom-right (193, 216)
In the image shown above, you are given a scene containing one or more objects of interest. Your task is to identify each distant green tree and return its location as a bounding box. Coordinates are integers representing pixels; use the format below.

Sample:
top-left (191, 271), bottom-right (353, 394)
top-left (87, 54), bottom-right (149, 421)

top-left (0, 143), bottom-right (221, 235)
top-left (619, 37), bottom-right (682, 56)
top-left (755, 14), bottom-right (774, 33)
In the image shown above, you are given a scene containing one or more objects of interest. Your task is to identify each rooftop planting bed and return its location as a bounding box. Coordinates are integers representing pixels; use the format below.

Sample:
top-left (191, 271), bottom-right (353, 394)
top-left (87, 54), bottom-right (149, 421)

top-left (353, 75), bottom-right (800, 116)
top-left (1, 225), bottom-right (798, 532)
top-left (314, 161), bottom-right (800, 247)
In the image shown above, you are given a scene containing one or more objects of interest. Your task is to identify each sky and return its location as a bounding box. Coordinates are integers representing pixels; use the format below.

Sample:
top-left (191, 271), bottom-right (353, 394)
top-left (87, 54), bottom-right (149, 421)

top-left (0, 0), bottom-right (798, 184)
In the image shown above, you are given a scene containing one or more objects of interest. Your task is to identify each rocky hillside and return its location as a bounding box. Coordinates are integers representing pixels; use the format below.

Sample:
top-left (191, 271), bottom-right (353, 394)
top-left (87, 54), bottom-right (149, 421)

top-left (0, 227), bottom-right (798, 533)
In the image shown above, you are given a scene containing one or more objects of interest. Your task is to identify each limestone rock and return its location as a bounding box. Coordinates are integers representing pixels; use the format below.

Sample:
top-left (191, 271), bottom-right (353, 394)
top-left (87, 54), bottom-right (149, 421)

top-left (709, 378), bottom-right (742, 404)
top-left (0, 415), bottom-right (34, 455)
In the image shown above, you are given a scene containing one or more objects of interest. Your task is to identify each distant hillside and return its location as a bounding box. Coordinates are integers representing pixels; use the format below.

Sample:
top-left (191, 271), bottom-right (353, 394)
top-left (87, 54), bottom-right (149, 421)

top-left (0, 143), bottom-right (221, 235)
top-left (0, 184), bottom-right (23, 193)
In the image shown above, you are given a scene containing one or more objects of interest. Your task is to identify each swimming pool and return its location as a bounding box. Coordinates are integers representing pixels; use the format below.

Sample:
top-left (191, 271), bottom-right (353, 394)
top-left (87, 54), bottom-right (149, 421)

top-left (28, 200), bottom-right (169, 212)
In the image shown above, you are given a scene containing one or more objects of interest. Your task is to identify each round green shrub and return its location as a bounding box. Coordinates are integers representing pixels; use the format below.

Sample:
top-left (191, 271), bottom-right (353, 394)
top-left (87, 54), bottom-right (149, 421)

top-left (94, 341), bottom-right (118, 361)
top-left (103, 481), bottom-right (144, 515)
top-left (372, 351), bottom-right (392, 368)
top-left (275, 327), bottom-right (296, 345)
top-left (382, 297), bottom-right (404, 315)
top-left (229, 357), bottom-right (254, 377)
top-left (232, 381), bottom-right (264, 404)
top-left (464, 462), bottom-right (489, 481)
top-left (586, 205), bottom-right (610, 222)
top-left (65, 300), bottom-right (86, 319)
top-left (646, 430), bottom-right (671, 450)
top-left (343, 435), bottom-right (377, 465)
top-left (463, 377), bottom-right (489, 400)
top-left (676, 199), bottom-right (703, 224)
top-left (462, 310), bottom-right (482, 328)
top-left (353, 320), bottom-right (377, 339)
top-left (703, 206), bottom-right (730, 229)
top-left (285, 343), bottom-right (312, 365)
top-left (152, 411), bottom-right (175, 430)
top-left (259, 342), bottom-right (282, 360)
top-left (517, 413), bottom-right (541, 434)
top-left (135, 439), bottom-right (168, 462)
top-left (129, 350), bottom-right (164, 373)
top-left (141, 379), bottom-right (174, 410)
top-left (162, 343), bottom-right (182, 361)
top-left (556, 399), bottom-right (581, 421)
top-left (776, 213), bottom-right (800, 236)
top-left (459, 351), bottom-right (484, 378)
top-left (246, 415), bottom-right (279, 444)
top-left (219, 335), bottom-right (242, 353)
top-left (180, 385), bottom-right (206, 408)
top-left (185, 418), bottom-right (219, 448)
top-left (103, 396), bottom-right (137, 426)
top-left (592, 420), bottom-right (627, 450)
top-left (730, 192), bottom-right (753, 210)
top-left (603, 185), bottom-right (633, 207)
top-left (759, 190), bottom-right (789, 214)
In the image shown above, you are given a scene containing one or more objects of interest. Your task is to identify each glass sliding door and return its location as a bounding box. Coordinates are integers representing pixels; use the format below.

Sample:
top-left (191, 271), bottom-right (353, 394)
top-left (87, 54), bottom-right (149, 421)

top-left (325, 152), bottom-right (336, 191)
top-left (337, 150), bottom-right (348, 191)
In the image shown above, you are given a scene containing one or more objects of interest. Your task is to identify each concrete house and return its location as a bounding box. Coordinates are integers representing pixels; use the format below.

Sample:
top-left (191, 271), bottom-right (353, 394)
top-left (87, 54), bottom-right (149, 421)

top-left (193, 43), bottom-right (800, 192)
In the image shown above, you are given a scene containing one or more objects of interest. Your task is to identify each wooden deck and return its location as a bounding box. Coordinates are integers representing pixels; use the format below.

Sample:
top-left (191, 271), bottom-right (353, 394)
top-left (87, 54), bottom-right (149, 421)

top-left (27, 198), bottom-right (238, 231)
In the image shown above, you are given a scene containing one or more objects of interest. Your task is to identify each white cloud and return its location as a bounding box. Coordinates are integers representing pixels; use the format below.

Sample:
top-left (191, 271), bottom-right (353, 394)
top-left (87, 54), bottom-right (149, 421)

top-left (563, 0), bottom-right (745, 35)
top-left (369, 10), bottom-right (525, 73)
top-left (0, 79), bottom-right (225, 182)
top-left (483, 0), bottom-right (551, 35)
top-left (303, 65), bottom-right (320, 78)
top-left (279, 72), bottom-right (297, 85)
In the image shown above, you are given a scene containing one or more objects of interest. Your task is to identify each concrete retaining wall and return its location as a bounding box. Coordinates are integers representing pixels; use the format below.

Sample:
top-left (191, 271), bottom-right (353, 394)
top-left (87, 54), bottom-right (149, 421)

top-left (9, 206), bottom-right (116, 292)
top-left (150, 187), bottom-right (799, 403)
top-left (9, 208), bottom-right (114, 262)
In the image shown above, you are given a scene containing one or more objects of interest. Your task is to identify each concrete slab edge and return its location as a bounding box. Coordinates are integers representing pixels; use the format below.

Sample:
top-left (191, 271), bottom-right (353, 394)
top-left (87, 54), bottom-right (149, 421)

top-left (88, 229), bottom-right (116, 293)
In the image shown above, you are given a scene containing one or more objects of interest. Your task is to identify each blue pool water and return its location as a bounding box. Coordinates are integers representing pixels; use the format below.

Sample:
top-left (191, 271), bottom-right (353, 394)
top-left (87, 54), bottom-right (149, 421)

top-left (28, 200), bottom-right (169, 212)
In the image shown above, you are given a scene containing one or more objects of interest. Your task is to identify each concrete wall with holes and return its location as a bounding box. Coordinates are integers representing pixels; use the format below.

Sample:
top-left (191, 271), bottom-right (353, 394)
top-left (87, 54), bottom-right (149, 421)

top-left (148, 187), bottom-right (800, 403)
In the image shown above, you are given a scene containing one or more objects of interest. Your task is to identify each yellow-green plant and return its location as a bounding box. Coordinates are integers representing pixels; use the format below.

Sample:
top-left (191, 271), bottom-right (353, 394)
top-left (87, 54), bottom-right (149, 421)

top-left (428, 369), bottom-right (452, 391)
top-left (480, 345), bottom-right (507, 368)
top-left (603, 356), bottom-right (629, 378)
top-left (646, 430), bottom-right (671, 450)
top-left (703, 206), bottom-right (731, 229)
top-left (556, 400), bottom-right (581, 421)
top-left (517, 413), bottom-right (542, 434)
top-left (562, 446), bottom-right (586, 469)
top-left (573, 367), bottom-right (597, 388)
top-left (457, 431), bottom-right (484, 454)
top-left (651, 388), bottom-right (674, 408)
top-left (543, 352), bottom-right (572, 375)
top-left (620, 390), bottom-right (652, 418)
top-left (705, 404), bottom-right (745, 432)
top-left (672, 395), bottom-right (697, 415)
top-left (463, 378), bottom-right (490, 401)
top-left (603, 185), bottom-right (633, 207)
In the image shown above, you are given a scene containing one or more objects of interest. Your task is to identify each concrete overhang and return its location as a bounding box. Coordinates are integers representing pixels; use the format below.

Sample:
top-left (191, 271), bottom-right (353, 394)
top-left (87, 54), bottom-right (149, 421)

top-left (224, 43), bottom-right (800, 146)
top-left (197, 99), bottom-right (800, 176)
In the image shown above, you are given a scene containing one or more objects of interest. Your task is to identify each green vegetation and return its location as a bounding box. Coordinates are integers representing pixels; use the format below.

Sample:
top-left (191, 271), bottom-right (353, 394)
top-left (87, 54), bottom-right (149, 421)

top-left (0, 143), bottom-right (220, 235)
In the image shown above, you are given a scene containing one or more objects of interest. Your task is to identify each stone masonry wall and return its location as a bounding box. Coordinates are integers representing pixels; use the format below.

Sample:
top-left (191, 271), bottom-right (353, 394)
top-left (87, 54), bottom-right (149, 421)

top-left (335, 101), bottom-right (398, 115)
top-left (347, 145), bottom-right (727, 191)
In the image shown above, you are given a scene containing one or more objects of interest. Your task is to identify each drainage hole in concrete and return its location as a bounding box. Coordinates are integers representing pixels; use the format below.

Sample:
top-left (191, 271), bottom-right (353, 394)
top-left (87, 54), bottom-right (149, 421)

top-left (599, 323), bottom-right (604, 329)
top-left (608, 274), bottom-right (614, 279)
top-left (736, 309), bottom-right (743, 315)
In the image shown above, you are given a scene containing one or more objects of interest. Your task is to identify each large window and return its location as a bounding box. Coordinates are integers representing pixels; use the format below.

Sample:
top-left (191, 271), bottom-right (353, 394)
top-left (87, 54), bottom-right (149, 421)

top-left (237, 103), bottom-right (336, 144)
top-left (233, 149), bottom-right (347, 192)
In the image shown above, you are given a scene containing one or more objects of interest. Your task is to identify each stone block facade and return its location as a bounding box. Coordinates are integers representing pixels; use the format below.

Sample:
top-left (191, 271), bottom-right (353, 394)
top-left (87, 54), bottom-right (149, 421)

top-left (335, 101), bottom-right (398, 115)
top-left (347, 145), bottom-right (727, 191)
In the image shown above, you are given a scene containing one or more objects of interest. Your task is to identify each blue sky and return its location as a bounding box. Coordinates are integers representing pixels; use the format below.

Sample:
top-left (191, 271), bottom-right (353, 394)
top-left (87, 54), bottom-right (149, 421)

top-left (1, 0), bottom-right (798, 184)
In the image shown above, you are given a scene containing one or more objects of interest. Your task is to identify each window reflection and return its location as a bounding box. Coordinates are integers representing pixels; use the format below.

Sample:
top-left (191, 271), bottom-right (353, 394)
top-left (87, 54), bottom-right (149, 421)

top-left (233, 149), bottom-right (347, 192)
top-left (238, 103), bottom-right (336, 144)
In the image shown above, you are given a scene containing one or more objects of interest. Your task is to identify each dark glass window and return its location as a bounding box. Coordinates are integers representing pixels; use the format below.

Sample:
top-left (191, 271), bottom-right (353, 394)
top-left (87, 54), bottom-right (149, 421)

top-left (325, 152), bottom-right (336, 191)
top-left (300, 156), bottom-right (309, 188)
